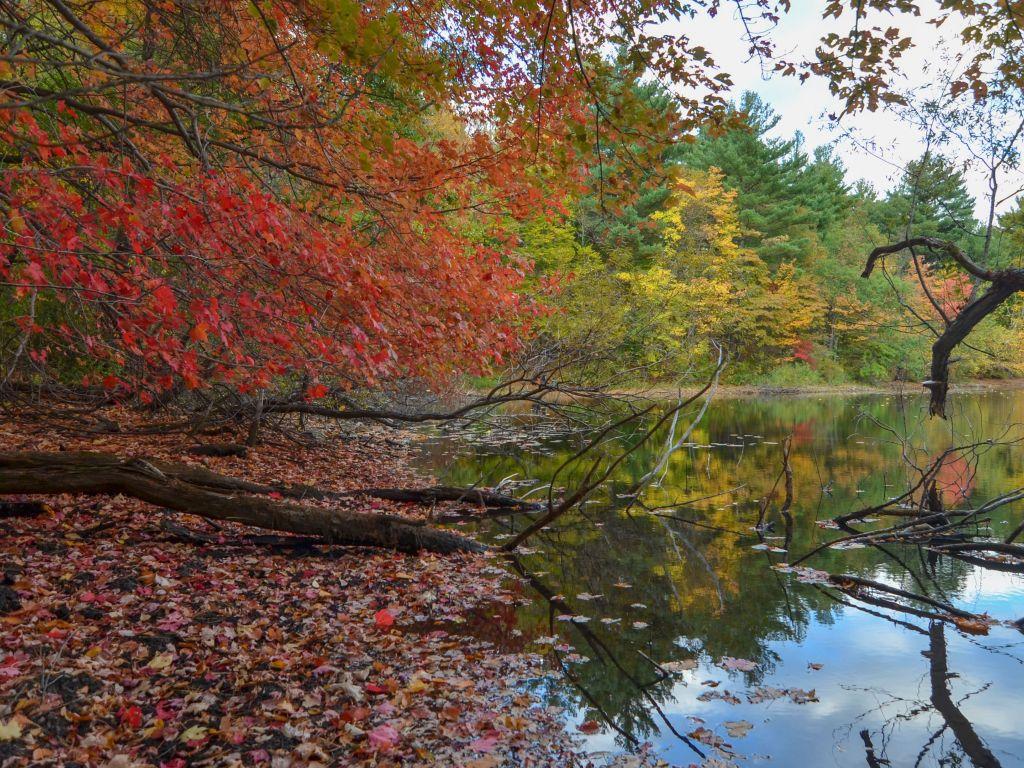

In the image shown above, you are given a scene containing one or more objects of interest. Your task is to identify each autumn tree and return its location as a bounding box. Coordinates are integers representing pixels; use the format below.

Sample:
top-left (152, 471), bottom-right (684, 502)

top-left (681, 93), bottom-right (820, 265)
top-left (3, 0), bottom-right (1024, 547)
top-left (0, 0), bottom-right (787, 549)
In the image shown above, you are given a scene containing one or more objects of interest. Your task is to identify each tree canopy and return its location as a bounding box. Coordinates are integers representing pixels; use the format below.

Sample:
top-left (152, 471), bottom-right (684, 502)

top-left (1, 0), bottom-right (1022, 405)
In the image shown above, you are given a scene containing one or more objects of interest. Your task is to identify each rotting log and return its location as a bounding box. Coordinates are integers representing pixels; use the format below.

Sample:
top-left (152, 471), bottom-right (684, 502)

top-left (0, 451), bottom-right (484, 554)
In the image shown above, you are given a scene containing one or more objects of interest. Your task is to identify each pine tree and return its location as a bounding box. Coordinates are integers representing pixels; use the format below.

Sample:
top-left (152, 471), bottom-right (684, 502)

top-left (798, 145), bottom-right (852, 237)
top-left (878, 154), bottom-right (978, 250)
top-left (681, 92), bottom-right (818, 265)
top-left (576, 77), bottom-right (690, 268)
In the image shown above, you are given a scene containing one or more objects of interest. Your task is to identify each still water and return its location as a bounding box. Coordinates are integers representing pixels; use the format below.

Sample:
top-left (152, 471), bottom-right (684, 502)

top-left (416, 388), bottom-right (1024, 767)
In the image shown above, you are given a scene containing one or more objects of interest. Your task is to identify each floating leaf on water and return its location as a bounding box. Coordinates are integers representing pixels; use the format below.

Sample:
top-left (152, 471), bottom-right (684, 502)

top-left (808, 662), bottom-right (823, 671)
top-left (774, 565), bottom-right (831, 584)
top-left (747, 686), bottom-right (818, 704)
top-left (954, 615), bottom-right (992, 635)
top-left (746, 686), bottom-right (786, 704)
top-left (723, 720), bottom-right (753, 738)
top-left (660, 659), bottom-right (698, 674)
top-left (788, 688), bottom-right (818, 704)
top-left (613, 581), bottom-right (633, 589)
top-left (719, 656), bottom-right (757, 672)
top-left (697, 689), bottom-right (740, 705)
top-left (599, 617), bottom-right (621, 625)
top-left (687, 726), bottom-right (724, 747)
top-left (632, 621), bottom-right (649, 629)
top-left (576, 592), bottom-right (602, 601)
top-left (630, 603), bottom-right (647, 609)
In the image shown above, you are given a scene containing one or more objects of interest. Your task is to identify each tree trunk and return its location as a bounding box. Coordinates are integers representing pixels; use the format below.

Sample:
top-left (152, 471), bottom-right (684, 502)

top-left (0, 451), bottom-right (484, 554)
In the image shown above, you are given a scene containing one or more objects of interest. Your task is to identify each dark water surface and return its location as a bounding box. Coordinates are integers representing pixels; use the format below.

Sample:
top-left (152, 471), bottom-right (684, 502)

top-left (414, 389), bottom-right (1024, 767)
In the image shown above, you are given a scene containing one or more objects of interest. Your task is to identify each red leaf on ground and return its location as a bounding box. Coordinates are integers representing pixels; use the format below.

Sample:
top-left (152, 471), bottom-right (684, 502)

top-left (368, 723), bottom-right (400, 751)
top-left (374, 608), bottom-right (395, 629)
top-left (119, 705), bottom-right (143, 729)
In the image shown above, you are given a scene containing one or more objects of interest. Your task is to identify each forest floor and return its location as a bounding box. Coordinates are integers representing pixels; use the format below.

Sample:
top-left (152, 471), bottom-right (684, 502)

top-left (0, 409), bottom-right (623, 768)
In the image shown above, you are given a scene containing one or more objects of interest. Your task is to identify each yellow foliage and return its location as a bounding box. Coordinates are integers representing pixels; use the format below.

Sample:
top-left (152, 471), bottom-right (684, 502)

top-left (632, 169), bottom-right (822, 373)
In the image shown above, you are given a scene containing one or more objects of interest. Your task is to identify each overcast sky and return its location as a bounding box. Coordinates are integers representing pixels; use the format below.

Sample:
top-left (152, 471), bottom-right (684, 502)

top-left (670, 4), bottom-right (1023, 218)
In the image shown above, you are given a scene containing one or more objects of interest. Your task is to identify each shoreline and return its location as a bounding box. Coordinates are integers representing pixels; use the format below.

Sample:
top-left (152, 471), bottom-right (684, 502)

top-left (610, 378), bottom-right (1024, 401)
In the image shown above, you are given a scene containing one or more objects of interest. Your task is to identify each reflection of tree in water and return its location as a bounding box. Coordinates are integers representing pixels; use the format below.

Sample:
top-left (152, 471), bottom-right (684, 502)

top-left (841, 618), bottom-right (1010, 768)
top-left (419, 391), bottom-right (1024, 761)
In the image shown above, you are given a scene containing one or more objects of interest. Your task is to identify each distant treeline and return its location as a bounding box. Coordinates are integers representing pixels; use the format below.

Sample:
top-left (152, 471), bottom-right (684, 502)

top-left (522, 92), bottom-right (1024, 386)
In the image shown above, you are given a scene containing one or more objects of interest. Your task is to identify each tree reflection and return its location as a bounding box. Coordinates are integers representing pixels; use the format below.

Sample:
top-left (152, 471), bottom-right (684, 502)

top-left (420, 391), bottom-right (1024, 765)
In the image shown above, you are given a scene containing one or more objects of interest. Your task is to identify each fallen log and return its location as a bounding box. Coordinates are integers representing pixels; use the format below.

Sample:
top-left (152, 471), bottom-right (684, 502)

top-left (108, 459), bottom-right (534, 512)
top-left (187, 443), bottom-right (249, 458)
top-left (0, 451), bottom-right (484, 554)
top-left (342, 486), bottom-right (541, 510)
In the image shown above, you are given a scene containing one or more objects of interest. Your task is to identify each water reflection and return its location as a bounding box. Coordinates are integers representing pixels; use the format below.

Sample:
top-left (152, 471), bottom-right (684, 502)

top-left (417, 389), bottom-right (1024, 767)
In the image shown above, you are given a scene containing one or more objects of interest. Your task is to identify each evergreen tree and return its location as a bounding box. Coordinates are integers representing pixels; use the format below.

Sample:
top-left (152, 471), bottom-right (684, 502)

top-left (575, 77), bottom-right (689, 268)
top-left (682, 92), bottom-right (818, 265)
top-left (878, 154), bottom-right (978, 248)
top-left (798, 145), bottom-right (852, 237)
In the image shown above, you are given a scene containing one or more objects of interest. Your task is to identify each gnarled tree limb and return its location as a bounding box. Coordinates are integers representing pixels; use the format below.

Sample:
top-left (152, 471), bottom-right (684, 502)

top-left (863, 237), bottom-right (1024, 417)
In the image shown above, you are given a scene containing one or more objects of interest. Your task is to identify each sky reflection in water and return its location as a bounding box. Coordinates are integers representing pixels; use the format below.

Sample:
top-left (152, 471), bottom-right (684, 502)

top-left (416, 389), bottom-right (1024, 767)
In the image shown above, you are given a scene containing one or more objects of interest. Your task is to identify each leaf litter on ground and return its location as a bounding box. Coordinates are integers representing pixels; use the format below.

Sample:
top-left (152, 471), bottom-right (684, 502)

top-left (0, 408), bottom-right (623, 767)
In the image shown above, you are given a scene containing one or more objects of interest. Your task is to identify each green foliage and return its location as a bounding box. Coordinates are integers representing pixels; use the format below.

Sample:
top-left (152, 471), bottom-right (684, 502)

top-left (515, 90), bottom-right (1024, 388)
top-left (680, 93), bottom-right (820, 265)
top-left (871, 154), bottom-right (980, 260)
top-left (758, 363), bottom-right (827, 388)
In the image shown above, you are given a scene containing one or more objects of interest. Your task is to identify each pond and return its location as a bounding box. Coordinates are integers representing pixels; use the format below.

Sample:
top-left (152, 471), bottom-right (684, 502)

top-left (414, 387), bottom-right (1024, 768)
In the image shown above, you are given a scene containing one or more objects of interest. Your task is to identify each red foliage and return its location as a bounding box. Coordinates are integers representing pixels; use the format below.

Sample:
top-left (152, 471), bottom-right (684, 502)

top-left (0, 0), bottom-right (752, 398)
top-left (792, 338), bottom-right (814, 364)
top-left (1, 110), bottom-right (528, 394)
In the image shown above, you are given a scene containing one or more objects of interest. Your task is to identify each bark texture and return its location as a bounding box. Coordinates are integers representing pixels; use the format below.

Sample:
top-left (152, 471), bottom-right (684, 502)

top-left (0, 451), bottom-right (485, 554)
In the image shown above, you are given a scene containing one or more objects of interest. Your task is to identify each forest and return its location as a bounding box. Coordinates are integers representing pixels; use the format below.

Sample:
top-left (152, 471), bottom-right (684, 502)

top-left (2, 1), bottom-right (1024, 767)
top-left (527, 91), bottom-right (1024, 387)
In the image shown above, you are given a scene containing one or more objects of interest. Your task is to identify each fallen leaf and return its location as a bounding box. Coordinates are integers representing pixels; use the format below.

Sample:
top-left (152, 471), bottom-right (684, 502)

top-left (0, 718), bottom-right (22, 741)
top-left (149, 652), bottom-right (174, 670)
top-left (368, 724), bottom-right (400, 751)
top-left (719, 656), bottom-right (756, 672)
top-left (180, 725), bottom-right (208, 742)
top-left (723, 720), bottom-right (753, 738)
top-left (954, 615), bottom-right (991, 635)
top-left (469, 733), bottom-right (499, 752)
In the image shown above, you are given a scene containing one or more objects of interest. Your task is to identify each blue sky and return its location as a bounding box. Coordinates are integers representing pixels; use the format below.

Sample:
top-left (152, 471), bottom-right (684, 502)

top-left (665, 3), bottom-right (1023, 219)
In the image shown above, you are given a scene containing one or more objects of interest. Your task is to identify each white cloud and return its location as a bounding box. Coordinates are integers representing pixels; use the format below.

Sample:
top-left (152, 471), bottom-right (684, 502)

top-left (660, 4), bottom-right (1023, 218)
